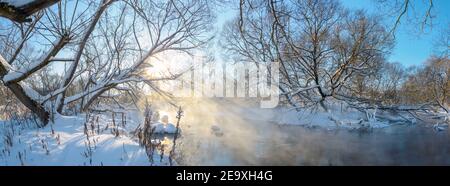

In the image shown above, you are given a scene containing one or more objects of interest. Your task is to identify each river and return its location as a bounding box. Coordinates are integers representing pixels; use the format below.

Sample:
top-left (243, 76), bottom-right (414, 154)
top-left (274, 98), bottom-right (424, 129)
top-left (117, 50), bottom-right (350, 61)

top-left (156, 99), bottom-right (450, 165)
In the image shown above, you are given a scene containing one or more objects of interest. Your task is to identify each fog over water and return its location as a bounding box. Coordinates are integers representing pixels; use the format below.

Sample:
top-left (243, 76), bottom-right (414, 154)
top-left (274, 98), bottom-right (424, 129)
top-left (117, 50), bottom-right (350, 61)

top-left (154, 99), bottom-right (450, 166)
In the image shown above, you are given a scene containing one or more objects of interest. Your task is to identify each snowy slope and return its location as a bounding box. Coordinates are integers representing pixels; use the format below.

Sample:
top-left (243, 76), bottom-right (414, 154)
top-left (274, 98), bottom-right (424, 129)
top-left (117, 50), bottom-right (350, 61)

top-left (0, 111), bottom-right (174, 166)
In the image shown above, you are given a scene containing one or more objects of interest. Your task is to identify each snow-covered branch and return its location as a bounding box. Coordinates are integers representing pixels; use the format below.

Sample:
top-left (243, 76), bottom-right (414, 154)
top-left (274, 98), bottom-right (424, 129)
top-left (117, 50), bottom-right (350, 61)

top-left (3, 36), bottom-right (69, 84)
top-left (55, 0), bottom-right (117, 113)
top-left (0, 0), bottom-right (60, 22)
top-left (1, 54), bottom-right (49, 125)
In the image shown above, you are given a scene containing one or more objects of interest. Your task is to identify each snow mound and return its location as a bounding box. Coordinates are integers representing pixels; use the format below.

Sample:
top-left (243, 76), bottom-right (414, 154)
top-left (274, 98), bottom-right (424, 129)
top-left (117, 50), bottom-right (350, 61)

top-left (151, 123), bottom-right (179, 134)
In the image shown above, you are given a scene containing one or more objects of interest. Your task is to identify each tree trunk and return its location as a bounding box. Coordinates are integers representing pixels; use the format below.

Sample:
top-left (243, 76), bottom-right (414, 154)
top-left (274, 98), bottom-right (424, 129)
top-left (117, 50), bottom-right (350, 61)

top-left (56, 0), bottom-right (114, 113)
top-left (1, 57), bottom-right (49, 126)
top-left (0, 0), bottom-right (60, 126)
top-left (0, 0), bottom-right (60, 22)
top-left (81, 84), bottom-right (117, 112)
top-left (319, 99), bottom-right (329, 112)
top-left (4, 83), bottom-right (49, 126)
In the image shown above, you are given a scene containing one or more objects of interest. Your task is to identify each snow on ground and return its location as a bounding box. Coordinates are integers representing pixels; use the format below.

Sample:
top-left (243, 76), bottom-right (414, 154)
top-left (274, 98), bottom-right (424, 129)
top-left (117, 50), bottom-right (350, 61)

top-left (0, 110), bottom-right (174, 166)
top-left (0, 98), bottom-right (446, 165)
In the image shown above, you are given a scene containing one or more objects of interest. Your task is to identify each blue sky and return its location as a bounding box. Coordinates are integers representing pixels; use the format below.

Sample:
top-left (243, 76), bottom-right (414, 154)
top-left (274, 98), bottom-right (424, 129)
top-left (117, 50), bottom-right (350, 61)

top-left (340, 0), bottom-right (450, 67)
top-left (215, 0), bottom-right (449, 67)
top-left (2, 0), bottom-right (448, 69)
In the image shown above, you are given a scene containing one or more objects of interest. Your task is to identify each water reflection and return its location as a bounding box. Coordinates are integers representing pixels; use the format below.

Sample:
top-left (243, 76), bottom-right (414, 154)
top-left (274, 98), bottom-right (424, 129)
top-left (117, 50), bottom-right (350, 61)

top-left (155, 99), bottom-right (450, 166)
top-left (173, 123), bottom-right (450, 165)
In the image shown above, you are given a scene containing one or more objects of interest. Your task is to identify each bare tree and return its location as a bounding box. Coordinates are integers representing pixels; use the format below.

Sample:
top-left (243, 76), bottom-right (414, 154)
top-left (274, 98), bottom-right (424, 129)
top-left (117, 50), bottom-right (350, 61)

top-left (1, 0), bottom-right (213, 126)
top-left (420, 57), bottom-right (449, 113)
top-left (375, 0), bottom-right (435, 33)
top-left (226, 0), bottom-right (392, 111)
top-left (434, 25), bottom-right (449, 58)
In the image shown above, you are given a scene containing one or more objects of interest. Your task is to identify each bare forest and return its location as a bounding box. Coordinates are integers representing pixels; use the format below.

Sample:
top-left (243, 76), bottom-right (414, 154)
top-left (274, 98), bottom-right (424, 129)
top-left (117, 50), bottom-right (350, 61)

top-left (0, 0), bottom-right (448, 166)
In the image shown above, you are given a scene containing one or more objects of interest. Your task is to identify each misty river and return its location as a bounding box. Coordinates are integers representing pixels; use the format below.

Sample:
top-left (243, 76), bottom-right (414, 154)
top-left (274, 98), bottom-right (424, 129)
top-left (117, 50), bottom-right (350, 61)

top-left (156, 99), bottom-right (450, 166)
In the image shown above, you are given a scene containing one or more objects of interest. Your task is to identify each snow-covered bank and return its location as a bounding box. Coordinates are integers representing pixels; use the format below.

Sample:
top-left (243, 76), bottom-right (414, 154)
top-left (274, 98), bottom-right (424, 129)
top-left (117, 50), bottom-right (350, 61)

top-left (273, 107), bottom-right (449, 131)
top-left (273, 108), bottom-right (392, 130)
top-left (0, 111), bottom-right (175, 166)
top-left (210, 99), bottom-right (425, 131)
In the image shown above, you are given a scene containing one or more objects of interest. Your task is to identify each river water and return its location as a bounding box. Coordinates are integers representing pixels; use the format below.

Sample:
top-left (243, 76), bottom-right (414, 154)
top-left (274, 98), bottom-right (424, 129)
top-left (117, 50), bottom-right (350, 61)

top-left (157, 99), bottom-right (450, 165)
top-left (174, 124), bottom-right (450, 165)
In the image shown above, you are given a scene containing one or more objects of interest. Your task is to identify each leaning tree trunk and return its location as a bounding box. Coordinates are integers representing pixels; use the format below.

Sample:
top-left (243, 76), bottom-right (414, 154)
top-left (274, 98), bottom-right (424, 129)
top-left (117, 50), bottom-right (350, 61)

top-left (0, 0), bottom-right (60, 126)
top-left (56, 0), bottom-right (115, 113)
top-left (81, 84), bottom-right (116, 112)
top-left (0, 0), bottom-right (60, 22)
top-left (0, 58), bottom-right (49, 126)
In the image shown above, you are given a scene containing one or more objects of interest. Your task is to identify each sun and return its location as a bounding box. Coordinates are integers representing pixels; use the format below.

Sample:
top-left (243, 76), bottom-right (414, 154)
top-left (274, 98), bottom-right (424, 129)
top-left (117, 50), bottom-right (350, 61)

top-left (141, 50), bottom-right (195, 97)
top-left (145, 51), bottom-right (192, 76)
